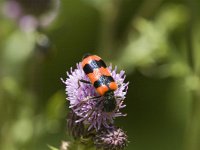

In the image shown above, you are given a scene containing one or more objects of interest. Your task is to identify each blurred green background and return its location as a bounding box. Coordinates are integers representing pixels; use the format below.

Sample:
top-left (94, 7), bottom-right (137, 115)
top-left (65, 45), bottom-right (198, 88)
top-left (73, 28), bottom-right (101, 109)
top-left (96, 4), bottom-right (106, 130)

top-left (0, 0), bottom-right (200, 150)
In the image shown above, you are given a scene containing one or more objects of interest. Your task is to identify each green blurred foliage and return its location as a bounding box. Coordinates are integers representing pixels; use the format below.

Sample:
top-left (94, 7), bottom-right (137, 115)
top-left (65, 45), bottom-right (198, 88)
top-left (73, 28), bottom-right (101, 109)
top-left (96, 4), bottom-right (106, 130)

top-left (0, 0), bottom-right (200, 150)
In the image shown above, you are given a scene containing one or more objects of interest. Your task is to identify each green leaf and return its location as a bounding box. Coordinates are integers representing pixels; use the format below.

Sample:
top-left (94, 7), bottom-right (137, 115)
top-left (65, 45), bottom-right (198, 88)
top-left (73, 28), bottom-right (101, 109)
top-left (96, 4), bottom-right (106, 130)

top-left (47, 145), bottom-right (59, 150)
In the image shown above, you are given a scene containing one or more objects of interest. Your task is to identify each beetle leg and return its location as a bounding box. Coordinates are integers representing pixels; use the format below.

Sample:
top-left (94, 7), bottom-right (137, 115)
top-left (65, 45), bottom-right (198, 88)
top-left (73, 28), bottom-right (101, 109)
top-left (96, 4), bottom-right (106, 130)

top-left (78, 95), bottom-right (101, 106)
top-left (117, 82), bottom-right (122, 88)
top-left (115, 96), bottom-right (123, 99)
top-left (78, 79), bottom-right (91, 88)
top-left (114, 96), bottom-right (124, 111)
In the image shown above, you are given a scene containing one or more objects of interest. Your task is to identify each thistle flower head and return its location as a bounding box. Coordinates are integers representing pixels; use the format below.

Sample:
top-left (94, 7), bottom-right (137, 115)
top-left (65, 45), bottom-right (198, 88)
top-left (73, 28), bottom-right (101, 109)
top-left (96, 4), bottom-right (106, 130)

top-left (67, 110), bottom-right (87, 139)
top-left (62, 63), bottom-right (128, 131)
top-left (94, 126), bottom-right (128, 150)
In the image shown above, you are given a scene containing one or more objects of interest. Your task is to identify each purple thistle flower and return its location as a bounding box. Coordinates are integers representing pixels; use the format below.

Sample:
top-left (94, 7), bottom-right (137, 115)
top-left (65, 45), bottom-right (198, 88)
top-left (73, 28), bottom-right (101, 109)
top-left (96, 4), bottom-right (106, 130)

top-left (62, 63), bottom-right (128, 131)
top-left (67, 110), bottom-right (87, 139)
top-left (2, 0), bottom-right (22, 20)
top-left (3, 0), bottom-right (60, 31)
top-left (94, 126), bottom-right (128, 150)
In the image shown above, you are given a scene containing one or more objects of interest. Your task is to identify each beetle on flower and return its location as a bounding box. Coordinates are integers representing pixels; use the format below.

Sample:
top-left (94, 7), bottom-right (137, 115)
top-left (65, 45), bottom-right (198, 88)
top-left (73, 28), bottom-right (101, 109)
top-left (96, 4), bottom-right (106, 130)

top-left (62, 54), bottom-right (129, 131)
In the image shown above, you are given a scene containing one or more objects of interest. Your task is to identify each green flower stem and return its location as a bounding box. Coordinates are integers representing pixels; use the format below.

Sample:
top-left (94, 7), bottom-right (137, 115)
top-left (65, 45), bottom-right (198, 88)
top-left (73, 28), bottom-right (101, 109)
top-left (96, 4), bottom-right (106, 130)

top-left (69, 140), bottom-right (95, 150)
